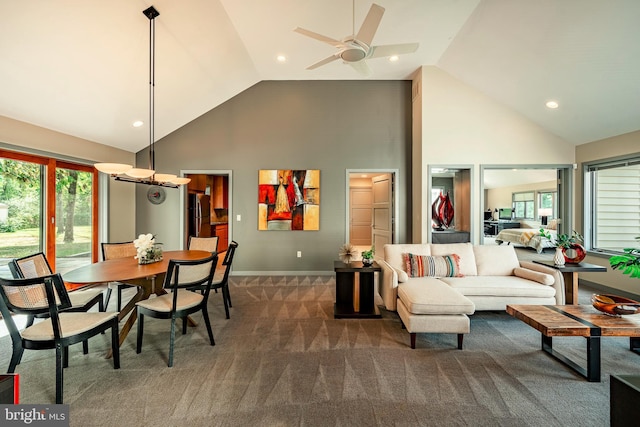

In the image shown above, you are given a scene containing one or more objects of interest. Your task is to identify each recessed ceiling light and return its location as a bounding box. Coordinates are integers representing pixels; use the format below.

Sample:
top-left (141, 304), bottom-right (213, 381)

top-left (133, 120), bottom-right (144, 127)
top-left (545, 100), bottom-right (559, 109)
top-left (389, 55), bottom-right (399, 62)
top-left (276, 55), bottom-right (287, 63)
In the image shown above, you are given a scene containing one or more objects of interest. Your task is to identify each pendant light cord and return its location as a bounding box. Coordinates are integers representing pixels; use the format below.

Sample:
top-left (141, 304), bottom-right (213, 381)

top-left (148, 10), bottom-right (156, 173)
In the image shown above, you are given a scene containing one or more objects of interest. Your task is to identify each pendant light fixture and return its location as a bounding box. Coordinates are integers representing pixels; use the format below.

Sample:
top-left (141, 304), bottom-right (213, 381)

top-left (95, 6), bottom-right (190, 188)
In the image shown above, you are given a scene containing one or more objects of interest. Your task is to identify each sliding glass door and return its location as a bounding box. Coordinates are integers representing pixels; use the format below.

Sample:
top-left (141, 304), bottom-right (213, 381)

top-left (0, 149), bottom-right (98, 278)
top-left (55, 162), bottom-right (97, 273)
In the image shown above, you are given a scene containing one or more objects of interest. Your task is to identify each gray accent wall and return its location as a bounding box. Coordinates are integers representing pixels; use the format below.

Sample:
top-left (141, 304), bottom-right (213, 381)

top-left (136, 80), bottom-right (412, 274)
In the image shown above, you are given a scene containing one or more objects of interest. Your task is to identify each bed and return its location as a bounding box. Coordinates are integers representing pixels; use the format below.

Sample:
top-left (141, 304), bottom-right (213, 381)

top-left (494, 228), bottom-right (556, 253)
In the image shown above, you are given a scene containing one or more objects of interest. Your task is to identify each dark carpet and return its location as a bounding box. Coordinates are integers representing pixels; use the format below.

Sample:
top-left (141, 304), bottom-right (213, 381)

top-left (1, 274), bottom-right (637, 427)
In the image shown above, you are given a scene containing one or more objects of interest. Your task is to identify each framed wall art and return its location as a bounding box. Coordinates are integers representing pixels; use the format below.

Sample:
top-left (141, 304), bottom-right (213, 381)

top-left (258, 169), bottom-right (320, 230)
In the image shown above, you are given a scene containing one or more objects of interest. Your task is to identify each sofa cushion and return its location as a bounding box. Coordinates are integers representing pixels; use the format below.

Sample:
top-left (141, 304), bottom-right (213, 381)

top-left (383, 244), bottom-right (431, 272)
top-left (473, 245), bottom-right (520, 276)
top-left (440, 276), bottom-right (556, 299)
top-left (513, 267), bottom-right (554, 285)
top-left (403, 253), bottom-right (462, 278)
top-left (398, 279), bottom-right (475, 315)
top-left (430, 243), bottom-right (477, 276)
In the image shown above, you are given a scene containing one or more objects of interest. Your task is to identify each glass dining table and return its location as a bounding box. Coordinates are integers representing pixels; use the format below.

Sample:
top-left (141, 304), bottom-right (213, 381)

top-left (63, 250), bottom-right (212, 353)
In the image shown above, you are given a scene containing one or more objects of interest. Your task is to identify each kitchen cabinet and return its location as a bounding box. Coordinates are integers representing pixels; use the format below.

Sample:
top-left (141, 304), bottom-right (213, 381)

top-left (212, 176), bottom-right (228, 208)
top-left (213, 224), bottom-right (228, 252)
top-left (187, 174), bottom-right (207, 193)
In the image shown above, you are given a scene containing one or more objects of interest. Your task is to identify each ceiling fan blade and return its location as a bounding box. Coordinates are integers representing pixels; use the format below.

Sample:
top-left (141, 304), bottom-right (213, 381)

top-left (348, 60), bottom-right (372, 76)
top-left (294, 27), bottom-right (343, 47)
top-left (368, 42), bottom-right (419, 59)
top-left (355, 4), bottom-right (385, 46)
top-left (306, 53), bottom-right (341, 70)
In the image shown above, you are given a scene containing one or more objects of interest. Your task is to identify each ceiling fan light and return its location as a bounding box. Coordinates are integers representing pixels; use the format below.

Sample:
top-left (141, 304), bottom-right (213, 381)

top-left (125, 168), bottom-right (155, 179)
top-left (170, 177), bottom-right (191, 185)
top-left (153, 173), bottom-right (177, 183)
top-left (94, 163), bottom-right (133, 175)
top-left (340, 47), bottom-right (366, 62)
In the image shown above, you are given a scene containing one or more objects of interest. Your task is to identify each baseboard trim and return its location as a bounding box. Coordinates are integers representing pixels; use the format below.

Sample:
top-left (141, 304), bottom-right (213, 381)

top-left (231, 271), bottom-right (334, 276)
top-left (579, 279), bottom-right (640, 300)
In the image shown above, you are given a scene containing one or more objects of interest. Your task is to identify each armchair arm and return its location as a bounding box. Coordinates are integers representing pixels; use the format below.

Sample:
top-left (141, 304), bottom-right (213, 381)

top-left (378, 259), bottom-right (399, 311)
top-left (519, 260), bottom-right (565, 305)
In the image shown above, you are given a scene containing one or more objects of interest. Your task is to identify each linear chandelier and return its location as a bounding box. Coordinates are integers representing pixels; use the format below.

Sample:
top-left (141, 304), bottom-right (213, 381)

top-left (95, 6), bottom-right (189, 188)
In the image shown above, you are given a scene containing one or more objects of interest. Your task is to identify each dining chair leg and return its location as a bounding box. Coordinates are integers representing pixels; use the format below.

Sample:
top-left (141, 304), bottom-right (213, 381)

top-left (201, 307), bottom-right (215, 346)
top-left (8, 344), bottom-right (24, 373)
top-left (104, 287), bottom-right (113, 309)
top-left (82, 340), bottom-right (89, 354)
top-left (168, 317), bottom-right (176, 367)
top-left (136, 313), bottom-right (144, 354)
top-left (55, 343), bottom-right (64, 404)
top-left (25, 315), bottom-right (35, 328)
top-left (117, 286), bottom-right (124, 312)
top-left (182, 317), bottom-right (187, 335)
top-left (111, 320), bottom-right (120, 369)
top-left (62, 346), bottom-right (69, 369)
top-left (225, 284), bottom-right (232, 308)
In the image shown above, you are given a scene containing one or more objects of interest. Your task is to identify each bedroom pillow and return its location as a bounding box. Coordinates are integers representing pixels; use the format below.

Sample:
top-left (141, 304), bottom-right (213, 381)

top-left (403, 253), bottom-right (462, 278)
top-left (513, 267), bottom-right (554, 286)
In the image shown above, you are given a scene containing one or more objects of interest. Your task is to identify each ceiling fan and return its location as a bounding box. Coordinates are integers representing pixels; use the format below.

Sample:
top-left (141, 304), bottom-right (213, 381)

top-left (294, 1), bottom-right (419, 76)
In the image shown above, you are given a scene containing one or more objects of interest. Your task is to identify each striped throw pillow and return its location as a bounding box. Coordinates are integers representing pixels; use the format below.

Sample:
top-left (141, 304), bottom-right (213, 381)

top-left (403, 253), bottom-right (462, 278)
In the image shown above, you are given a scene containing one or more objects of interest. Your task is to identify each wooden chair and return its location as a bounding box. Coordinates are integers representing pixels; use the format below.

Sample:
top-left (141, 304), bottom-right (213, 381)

top-left (0, 273), bottom-right (120, 404)
top-left (9, 252), bottom-right (105, 334)
top-left (101, 241), bottom-right (138, 311)
top-left (211, 241), bottom-right (238, 319)
top-left (187, 236), bottom-right (219, 253)
top-left (136, 253), bottom-right (218, 367)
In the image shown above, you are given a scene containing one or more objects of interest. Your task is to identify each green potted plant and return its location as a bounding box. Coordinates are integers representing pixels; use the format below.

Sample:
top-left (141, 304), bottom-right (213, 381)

top-left (539, 229), bottom-right (585, 265)
top-left (609, 237), bottom-right (640, 279)
top-left (361, 247), bottom-right (375, 266)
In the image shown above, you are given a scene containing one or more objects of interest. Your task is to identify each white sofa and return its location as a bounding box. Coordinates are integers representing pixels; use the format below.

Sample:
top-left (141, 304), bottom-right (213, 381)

top-left (379, 243), bottom-right (565, 349)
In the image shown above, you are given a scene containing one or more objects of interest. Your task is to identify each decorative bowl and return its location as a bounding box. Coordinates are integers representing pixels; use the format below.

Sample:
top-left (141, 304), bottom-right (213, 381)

top-left (591, 294), bottom-right (640, 316)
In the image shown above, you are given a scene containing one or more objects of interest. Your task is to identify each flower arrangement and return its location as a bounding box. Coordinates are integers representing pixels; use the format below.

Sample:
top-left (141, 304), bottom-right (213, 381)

top-left (539, 229), bottom-right (584, 249)
top-left (338, 243), bottom-right (358, 264)
top-left (134, 233), bottom-right (163, 264)
top-left (361, 246), bottom-right (375, 266)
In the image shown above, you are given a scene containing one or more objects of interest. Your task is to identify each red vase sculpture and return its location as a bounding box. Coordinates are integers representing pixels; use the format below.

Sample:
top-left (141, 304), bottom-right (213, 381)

top-left (439, 192), bottom-right (454, 228)
top-left (431, 196), bottom-right (443, 229)
top-left (563, 243), bottom-right (586, 264)
top-left (431, 191), bottom-right (455, 229)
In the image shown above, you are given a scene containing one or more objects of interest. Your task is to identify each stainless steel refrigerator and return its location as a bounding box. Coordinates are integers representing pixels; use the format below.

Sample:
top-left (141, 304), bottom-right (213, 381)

top-left (188, 193), bottom-right (211, 238)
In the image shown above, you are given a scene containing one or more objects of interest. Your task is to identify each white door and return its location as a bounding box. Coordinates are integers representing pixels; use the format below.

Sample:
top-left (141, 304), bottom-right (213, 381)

top-left (372, 174), bottom-right (393, 258)
top-left (350, 188), bottom-right (372, 246)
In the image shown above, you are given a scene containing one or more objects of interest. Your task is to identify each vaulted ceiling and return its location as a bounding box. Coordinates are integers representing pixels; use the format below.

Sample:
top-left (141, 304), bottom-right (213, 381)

top-left (1, 0), bottom-right (638, 153)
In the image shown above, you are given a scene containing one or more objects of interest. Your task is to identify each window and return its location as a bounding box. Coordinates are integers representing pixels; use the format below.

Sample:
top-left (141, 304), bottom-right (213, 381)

top-left (538, 190), bottom-right (557, 220)
top-left (585, 155), bottom-right (640, 252)
top-left (0, 149), bottom-right (98, 277)
top-left (512, 191), bottom-right (534, 219)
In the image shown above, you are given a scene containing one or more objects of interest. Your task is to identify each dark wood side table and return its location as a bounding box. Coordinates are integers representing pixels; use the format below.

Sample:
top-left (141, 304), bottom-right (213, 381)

top-left (533, 260), bottom-right (607, 305)
top-left (333, 260), bottom-right (382, 319)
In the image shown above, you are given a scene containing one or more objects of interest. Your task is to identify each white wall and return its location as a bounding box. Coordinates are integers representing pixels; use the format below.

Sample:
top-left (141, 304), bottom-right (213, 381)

top-left (417, 66), bottom-right (575, 243)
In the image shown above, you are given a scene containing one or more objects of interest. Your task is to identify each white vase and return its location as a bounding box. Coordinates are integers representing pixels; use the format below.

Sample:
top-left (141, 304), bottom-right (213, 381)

top-left (554, 247), bottom-right (565, 266)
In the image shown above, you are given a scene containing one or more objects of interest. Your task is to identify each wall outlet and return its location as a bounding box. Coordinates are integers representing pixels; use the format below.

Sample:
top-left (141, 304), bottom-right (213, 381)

top-left (297, 251), bottom-right (302, 258)
top-left (236, 214), bottom-right (241, 221)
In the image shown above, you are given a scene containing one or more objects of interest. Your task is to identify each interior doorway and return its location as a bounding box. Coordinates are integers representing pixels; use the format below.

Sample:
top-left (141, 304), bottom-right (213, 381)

top-left (180, 170), bottom-right (232, 253)
top-left (480, 165), bottom-right (573, 245)
top-left (346, 170), bottom-right (398, 259)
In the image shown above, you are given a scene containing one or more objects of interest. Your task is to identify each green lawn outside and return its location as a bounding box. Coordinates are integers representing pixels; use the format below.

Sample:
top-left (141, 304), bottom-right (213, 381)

top-left (0, 226), bottom-right (91, 258)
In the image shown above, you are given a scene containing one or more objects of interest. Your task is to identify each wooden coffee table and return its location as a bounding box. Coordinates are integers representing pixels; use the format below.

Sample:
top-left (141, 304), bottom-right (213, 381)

top-left (507, 304), bottom-right (640, 382)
